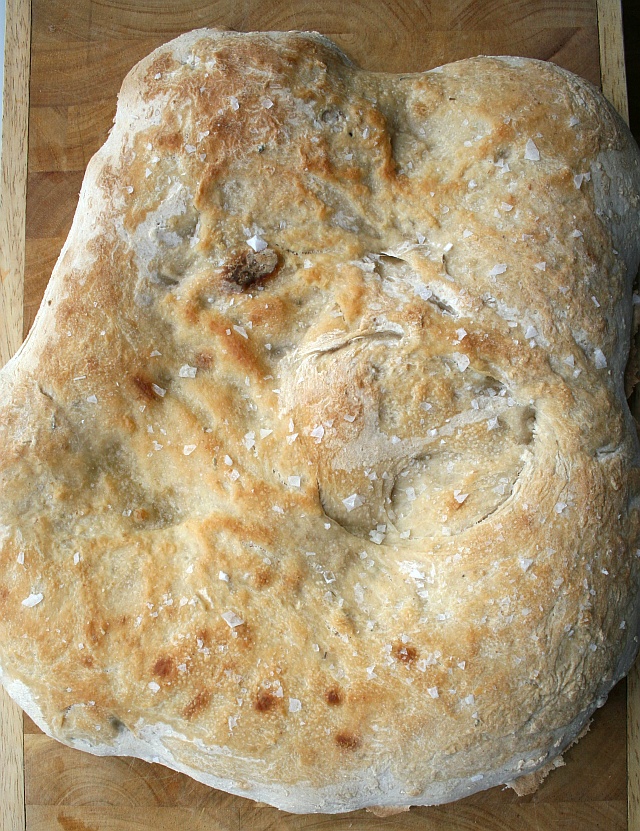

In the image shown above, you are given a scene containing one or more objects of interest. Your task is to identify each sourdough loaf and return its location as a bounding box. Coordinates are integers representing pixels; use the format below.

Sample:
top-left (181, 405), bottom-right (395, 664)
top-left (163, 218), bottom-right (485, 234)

top-left (1, 30), bottom-right (640, 812)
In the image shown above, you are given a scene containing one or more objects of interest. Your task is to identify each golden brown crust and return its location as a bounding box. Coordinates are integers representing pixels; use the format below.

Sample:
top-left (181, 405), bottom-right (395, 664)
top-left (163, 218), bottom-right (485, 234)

top-left (1, 30), bottom-right (640, 812)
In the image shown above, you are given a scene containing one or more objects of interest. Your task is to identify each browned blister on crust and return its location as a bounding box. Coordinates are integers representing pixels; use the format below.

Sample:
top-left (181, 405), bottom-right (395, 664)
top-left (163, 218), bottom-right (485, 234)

top-left (1, 29), bottom-right (640, 813)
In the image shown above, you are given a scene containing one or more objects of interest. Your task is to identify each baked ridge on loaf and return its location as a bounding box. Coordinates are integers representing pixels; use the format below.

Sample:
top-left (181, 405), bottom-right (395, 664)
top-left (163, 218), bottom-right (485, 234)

top-left (1, 29), bottom-right (640, 813)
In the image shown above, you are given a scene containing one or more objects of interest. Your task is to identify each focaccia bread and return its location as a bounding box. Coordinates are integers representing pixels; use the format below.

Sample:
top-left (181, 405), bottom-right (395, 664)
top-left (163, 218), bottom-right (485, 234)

top-left (1, 29), bottom-right (640, 813)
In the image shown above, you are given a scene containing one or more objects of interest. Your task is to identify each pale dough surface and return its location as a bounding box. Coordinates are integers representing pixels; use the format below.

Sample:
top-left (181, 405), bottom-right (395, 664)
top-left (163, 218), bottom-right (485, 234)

top-left (1, 30), bottom-right (640, 813)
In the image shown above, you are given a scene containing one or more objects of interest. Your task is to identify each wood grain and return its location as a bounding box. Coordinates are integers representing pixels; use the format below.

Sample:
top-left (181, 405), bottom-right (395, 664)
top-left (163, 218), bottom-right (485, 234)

top-left (629, 662), bottom-right (640, 831)
top-left (23, 802), bottom-right (628, 831)
top-left (0, 2), bottom-right (31, 828)
top-left (595, 5), bottom-right (640, 829)
top-left (0, 692), bottom-right (25, 831)
top-left (597, 0), bottom-right (630, 122)
top-left (1, 1), bottom-right (634, 829)
top-left (0, 0), bottom-right (31, 366)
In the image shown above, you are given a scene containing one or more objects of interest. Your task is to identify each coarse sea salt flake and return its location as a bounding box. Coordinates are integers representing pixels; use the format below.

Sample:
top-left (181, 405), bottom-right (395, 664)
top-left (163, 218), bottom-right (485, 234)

top-left (230, 96), bottom-right (239, 110)
top-left (534, 261), bottom-right (546, 271)
top-left (489, 263), bottom-right (508, 277)
top-left (524, 139), bottom-right (540, 161)
top-left (524, 325), bottom-right (538, 339)
top-left (343, 493), bottom-right (364, 512)
top-left (22, 593), bottom-right (43, 608)
top-left (148, 681), bottom-right (160, 693)
top-left (179, 364), bottom-right (197, 378)
top-left (219, 571), bottom-right (230, 582)
top-left (594, 348), bottom-right (607, 369)
top-left (247, 235), bottom-right (268, 252)
top-left (415, 284), bottom-right (433, 301)
top-left (233, 325), bottom-right (248, 339)
top-left (555, 501), bottom-right (567, 514)
top-left (452, 353), bottom-right (470, 372)
top-left (453, 490), bottom-right (468, 504)
top-left (487, 416), bottom-right (499, 431)
top-left (260, 429), bottom-right (273, 439)
top-left (463, 229), bottom-right (473, 238)
top-left (288, 475), bottom-right (301, 487)
top-left (86, 394), bottom-right (98, 404)
top-left (310, 425), bottom-right (325, 441)
top-left (151, 383), bottom-right (166, 397)
top-left (456, 328), bottom-right (467, 341)
top-left (261, 98), bottom-right (274, 109)
top-left (288, 698), bottom-right (302, 712)
top-left (428, 687), bottom-right (439, 699)
top-left (519, 558), bottom-right (534, 571)
top-left (183, 444), bottom-right (197, 456)
top-left (222, 611), bottom-right (244, 628)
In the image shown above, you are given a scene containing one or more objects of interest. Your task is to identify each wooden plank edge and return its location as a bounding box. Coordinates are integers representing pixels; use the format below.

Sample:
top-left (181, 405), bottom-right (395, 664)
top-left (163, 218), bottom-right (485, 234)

top-left (629, 662), bottom-right (640, 831)
top-left (602, 1), bottom-right (640, 828)
top-left (597, 0), bottom-right (630, 123)
top-left (0, 1), bottom-right (31, 828)
top-left (597, 0), bottom-right (637, 828)
top-left (0, 0), bottom-right (31, 368)
top-left (0, 693), bottom-right (25, 831)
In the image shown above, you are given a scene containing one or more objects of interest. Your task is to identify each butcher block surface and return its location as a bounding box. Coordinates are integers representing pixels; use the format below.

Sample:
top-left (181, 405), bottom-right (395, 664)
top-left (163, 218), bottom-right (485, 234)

top-left (1, 1), bottom-right (635, 829)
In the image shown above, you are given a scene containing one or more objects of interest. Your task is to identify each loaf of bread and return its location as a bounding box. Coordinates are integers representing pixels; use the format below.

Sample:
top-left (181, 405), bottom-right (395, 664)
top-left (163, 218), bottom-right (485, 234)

top-left (1, 29), bottom-right (640, 813)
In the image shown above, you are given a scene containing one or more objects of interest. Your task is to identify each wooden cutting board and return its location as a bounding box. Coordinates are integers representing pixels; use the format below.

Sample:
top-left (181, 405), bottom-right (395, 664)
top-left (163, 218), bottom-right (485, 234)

top-left (0, 1), bottom-right (635, 829)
